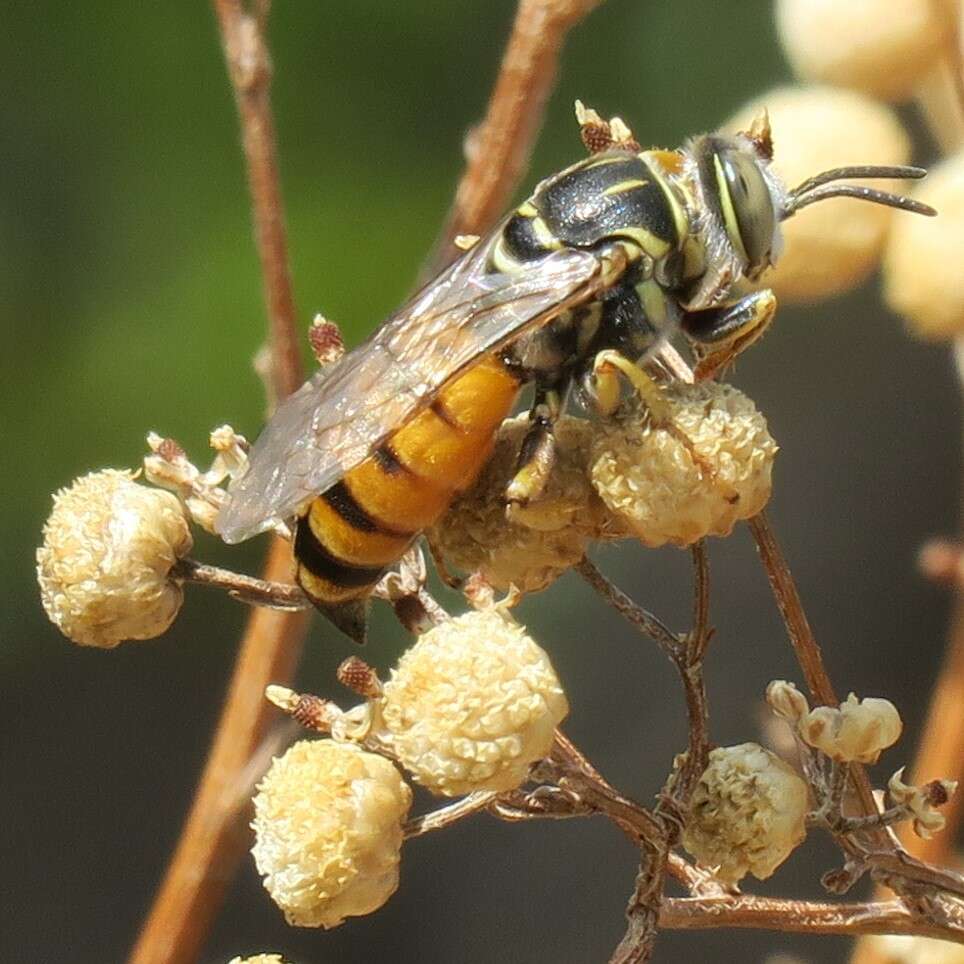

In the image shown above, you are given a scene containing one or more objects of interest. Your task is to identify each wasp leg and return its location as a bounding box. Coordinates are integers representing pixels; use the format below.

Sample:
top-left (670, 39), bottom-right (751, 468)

top-left (682, 289), bottom-right (777, 380)
top-left (505, 385), bottom-right (565, 508)
top-left (590, 349), bottom-right (674, 421)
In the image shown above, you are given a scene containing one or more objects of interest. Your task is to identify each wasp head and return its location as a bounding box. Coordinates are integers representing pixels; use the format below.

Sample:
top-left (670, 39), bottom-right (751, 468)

top-left (685, 110), bottom-right (935, 293)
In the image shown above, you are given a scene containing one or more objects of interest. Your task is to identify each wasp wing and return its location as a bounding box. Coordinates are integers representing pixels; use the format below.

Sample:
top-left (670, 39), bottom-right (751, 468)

top-left (216, 238), bottom-right (604, 543)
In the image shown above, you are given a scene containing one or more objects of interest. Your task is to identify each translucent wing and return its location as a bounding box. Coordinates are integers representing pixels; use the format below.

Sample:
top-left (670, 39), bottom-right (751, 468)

top-left (217, 236), bottom-right (604, 542)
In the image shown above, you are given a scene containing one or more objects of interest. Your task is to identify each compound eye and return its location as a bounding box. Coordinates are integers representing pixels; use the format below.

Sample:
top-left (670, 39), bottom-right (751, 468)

top-left (718, 148), bottom-right (775, 271)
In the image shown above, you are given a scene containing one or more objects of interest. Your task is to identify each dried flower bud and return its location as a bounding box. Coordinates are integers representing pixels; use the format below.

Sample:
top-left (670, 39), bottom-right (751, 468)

top-left (37, 469), bottom-right (192, 648)
top-left (766, 680), bottom-right (810, 724)
top-left (874, 934), bottom-right (964, 964)
top-left (884, 151), bottom-right (964, 340)
top-left (374, 609), bottom-right (569, 796)
top-left (888, 768), bottom-right (958, 839)
top-left (776, 0), bottom-right (945, 102)
top-left (429, 415), bottom-right (619, 593)
top-left (798, 693), bottom-right (902, 764)
top-left (251, 739), bottom-right (411, 929)
top-left (683, 743), bottom-right (809, 884)
top-left (590, 382), bottom-right (777, 547)
top-left (726, 86), bottom-right (911, 303)
top-left (228, 956), bottom-right (292, 964)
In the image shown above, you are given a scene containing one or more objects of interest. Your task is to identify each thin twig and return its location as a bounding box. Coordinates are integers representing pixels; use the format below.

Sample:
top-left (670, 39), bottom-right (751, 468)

top-left (174, 557), bottom-right (310, 610)
top-left (213, 0), bottom-right (302, 399)
top-left (576, 555), bottom-right (681, 656)
top-left (747, 513), bottom-right (886, 832)
top-left (404, 792), bottom-right (499, 839)
top-left (129, 542), bottom-right (308, 964)
top-left (128, 4), bottom-right (308, 962)
top-left (660, 896), bottom-right (964, 943)
top-left (749, 515), bottom-right (964, 930)
top-left (420, 0), bottom-right (605, 281)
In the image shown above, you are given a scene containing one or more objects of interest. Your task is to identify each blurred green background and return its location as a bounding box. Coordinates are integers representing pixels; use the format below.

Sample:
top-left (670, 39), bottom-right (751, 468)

top-left (3, 1), bottom-right (959, 962)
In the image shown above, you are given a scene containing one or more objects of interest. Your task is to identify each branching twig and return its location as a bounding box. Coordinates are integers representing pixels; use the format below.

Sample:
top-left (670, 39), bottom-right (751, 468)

top-left (576, 555), bottom-right (681, 656)
top-left (174, 557), bottom-right (310, 610)
top-left (660, 895), bottom-right (964, 943)
top-left (420, 0), bottom-right (605, 280)
top-left (404, 792), bottom-right (499, 839)
top-left (747, 513), bottom-right (888, 836)
top-left (128, 4), bottom-right (308, 962)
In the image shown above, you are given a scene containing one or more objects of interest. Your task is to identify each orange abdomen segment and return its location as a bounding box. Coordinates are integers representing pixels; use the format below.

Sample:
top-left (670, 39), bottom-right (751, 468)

top-left (296, 355), bottom-right (520, 605)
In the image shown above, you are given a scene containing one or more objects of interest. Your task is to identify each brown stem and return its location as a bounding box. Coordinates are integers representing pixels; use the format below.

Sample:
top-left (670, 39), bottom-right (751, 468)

top-left (213, 0), bottom-right (302, 400)
top-left (129, 540), bottom-right (309, 964)
top-left (747, 513), bottom-right (885, 831)
top-left (660, 896), bottom-right (964, 943)
top-left (576, 556), bottom-right (681, 656)
top-left (420, 0), bottom-right (605, 280)
top-left (174, 557), bottom-right (310, 610)
top-left (129, 5), bottom-right (308, 962)
top-left (404, 792), bottom-right (499, 839)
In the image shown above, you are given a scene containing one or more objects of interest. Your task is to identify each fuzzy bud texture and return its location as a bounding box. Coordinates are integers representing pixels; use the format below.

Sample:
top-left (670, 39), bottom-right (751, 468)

top-left (37, 469), bottom-right (192, 647)
top-left (885, 151), bottom-right (964, 340)
top-left (375, 609), bottom-right (569, 796)
top-left (776, 0), bottom-right (945, 103)
top-left (430, 415), bottom-right (619, 592)
top-left (590, 382), bottom-right (776, 547)
top-left (874, 934), bottom-right (964, 964)
top-left (251, 740), bottom-right (411, 929)
top-left (798, 692), bottom-right (902, 764)
top-left (683, 743), bottom-right (809, 884)
top-left (727, 86), bottom-right (911, 303)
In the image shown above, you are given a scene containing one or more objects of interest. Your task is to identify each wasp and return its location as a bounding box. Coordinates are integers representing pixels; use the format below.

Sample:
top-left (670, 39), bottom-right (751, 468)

top-left (217, 108), bottom-right (934, 643)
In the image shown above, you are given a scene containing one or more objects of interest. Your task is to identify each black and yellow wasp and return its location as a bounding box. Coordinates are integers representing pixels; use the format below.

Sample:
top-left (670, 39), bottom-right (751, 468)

top-left (217, 110), bottom-right (933, 643)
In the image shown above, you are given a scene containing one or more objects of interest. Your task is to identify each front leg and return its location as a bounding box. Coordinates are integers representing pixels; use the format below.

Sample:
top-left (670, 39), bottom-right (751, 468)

top-left (681, 289), bottom-right (777, 380)
top-left (505, 383), bottom-right (566, 508)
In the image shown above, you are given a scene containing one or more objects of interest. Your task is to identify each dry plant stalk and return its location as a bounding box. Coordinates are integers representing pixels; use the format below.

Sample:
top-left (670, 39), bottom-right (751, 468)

top-left (422, 0), bottom-right (604, 277)
top-left (128, 2), bottom-right (309, 962)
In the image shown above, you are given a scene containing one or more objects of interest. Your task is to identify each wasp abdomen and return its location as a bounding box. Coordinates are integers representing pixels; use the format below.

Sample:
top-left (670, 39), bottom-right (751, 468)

top-left (295, 355), bottom-right (521, 620)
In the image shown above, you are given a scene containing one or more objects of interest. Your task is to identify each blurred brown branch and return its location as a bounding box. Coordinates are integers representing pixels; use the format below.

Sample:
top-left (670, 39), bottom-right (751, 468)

top-left (128, 3), bottom-right (309, 962)
top-left (420, 0), bottom-right (605, 281)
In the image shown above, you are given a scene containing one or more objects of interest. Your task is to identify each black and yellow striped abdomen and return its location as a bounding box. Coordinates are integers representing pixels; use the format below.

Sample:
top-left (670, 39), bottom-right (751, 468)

top-left (295, 354), bottom-right (521, 615)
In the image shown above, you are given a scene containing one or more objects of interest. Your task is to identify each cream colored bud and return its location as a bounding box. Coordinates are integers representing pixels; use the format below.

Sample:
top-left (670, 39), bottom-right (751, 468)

top-left (37, 470), bottom-right (192, 648)
top-left (874, 934), bottom-right (964, 964)
top-left (888, 768), bottom-right (957, 840)
top-left (884, 151), bottom-right (964, 340)
top-left (683, 743), bottom-right (809, 884)
top-left (766, 680), bottom-right (810, 724)
top-left (776, 0), bottom-right (945, 103)
top-left (590, 382), bottom-right (777, 547)
top-left (251, 740), bottom-right (411, 929)
top-left (429, 415), bottom-right (619, 593)
top-left (799, 693), bottom-right (902, 764)
top-left (727, 86), bottom-right (911, 303)
top-left (228, 956), bottom-right (292, 964)
top-left (374, 609), bottom-right (569, 796)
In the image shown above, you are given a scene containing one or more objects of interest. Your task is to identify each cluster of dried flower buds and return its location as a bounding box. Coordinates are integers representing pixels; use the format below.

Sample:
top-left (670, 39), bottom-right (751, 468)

top-left (251, 603), bottom-right (569, 926)
top-left (766, 680), bottom-right (956, 840)
top-left (143, 425), bottom-right (251, 535)
top-left (432, 379), bottom-right (778, 593)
